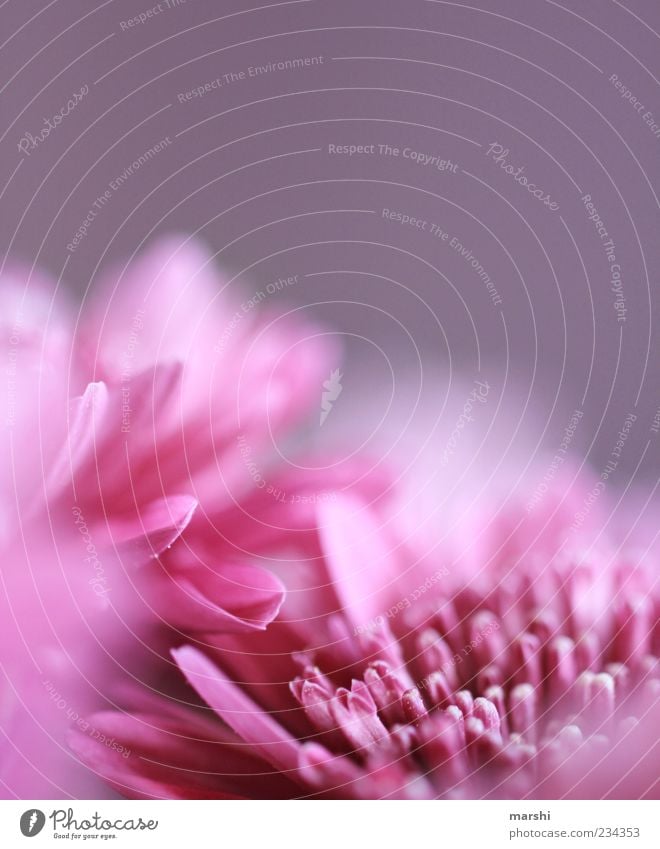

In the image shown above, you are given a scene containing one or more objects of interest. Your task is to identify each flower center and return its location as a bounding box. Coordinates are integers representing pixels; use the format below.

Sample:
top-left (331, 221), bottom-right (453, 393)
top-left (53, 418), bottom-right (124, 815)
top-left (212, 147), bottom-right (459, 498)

top-left (290, 591), bottom-right (659, 797)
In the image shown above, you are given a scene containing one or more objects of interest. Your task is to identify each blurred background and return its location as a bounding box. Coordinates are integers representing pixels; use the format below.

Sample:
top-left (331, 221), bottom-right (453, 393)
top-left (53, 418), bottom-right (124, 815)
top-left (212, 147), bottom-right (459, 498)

top-left (1, 0), bottom-right (659, 502)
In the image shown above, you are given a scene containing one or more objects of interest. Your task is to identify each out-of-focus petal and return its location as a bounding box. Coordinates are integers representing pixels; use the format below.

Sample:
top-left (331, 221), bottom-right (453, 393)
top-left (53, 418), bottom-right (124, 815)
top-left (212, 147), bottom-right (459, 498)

top-left (317, 493), bottom-right (406, 626)
top-left (147, 561), bottom-right (285, 633)
top-left (68, 709), bottom-right (297, 800)
top-left (172, 646), bottom-right (301, 774)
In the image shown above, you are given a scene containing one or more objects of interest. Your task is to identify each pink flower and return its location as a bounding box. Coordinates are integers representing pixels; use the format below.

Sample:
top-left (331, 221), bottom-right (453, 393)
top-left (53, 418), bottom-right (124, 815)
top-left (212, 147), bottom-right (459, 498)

top-left (0, 237), bottom-right (334, 797)
top-left (0, 274), bottom-right (180, 798)
top-left (73, 234), bottom-right (336, 513)
top-left (70, 479), bottom-right (659, 799)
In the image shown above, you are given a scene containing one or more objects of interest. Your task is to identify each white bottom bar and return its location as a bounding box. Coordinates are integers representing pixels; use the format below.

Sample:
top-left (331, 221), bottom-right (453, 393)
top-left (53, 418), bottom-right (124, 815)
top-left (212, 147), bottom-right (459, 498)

top-left (1, 799), bottom-right (659, 848)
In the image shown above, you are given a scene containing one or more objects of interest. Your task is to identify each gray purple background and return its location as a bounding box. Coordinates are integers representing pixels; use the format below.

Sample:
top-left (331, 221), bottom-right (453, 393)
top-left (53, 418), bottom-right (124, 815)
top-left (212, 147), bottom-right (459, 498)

top-left (2, 0), bottom-right (659, 497)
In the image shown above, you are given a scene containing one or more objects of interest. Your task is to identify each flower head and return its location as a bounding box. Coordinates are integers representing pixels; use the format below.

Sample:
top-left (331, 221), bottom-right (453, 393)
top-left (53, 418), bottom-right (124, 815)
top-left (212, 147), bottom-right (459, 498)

top-left (71, 480), bottom-right (659, 799)
top-left (0, 237), bottom-right (333, 797)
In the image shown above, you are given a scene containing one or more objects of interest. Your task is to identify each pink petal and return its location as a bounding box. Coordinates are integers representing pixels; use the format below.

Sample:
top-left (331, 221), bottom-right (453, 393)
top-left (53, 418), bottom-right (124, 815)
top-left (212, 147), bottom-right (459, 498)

top-left (84, 235), bottom-right (224, 378)
top-left (68, 710), bottom-right (297, 800)
top-left (172, 645), bottom-right (301, 775)
top-left (113, 495), bottom-right (197, 568)
top-left (149, 561), bottom-right (285, 633)
top-left (317, 494), bottom-right (404, 626)
top-left (69, 362), bottom-right (186, 512)
top-left (47, 382), bottom-right (109, 497)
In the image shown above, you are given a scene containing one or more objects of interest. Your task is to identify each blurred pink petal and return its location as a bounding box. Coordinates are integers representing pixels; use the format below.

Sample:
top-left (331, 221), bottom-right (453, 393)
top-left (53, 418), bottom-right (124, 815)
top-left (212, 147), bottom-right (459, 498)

top-left (146, 561), bottom-right (285, 634)
top-left (318, 493), bottom-right (408, 625)
top-left (111, 494), bottom-right (198, 568)
top-left (173, 646), bottom-right (301, 774)
top-left (77, 236), bottom-right (338, 510)
top-left (68, 708), bottom-right (298, 800)
top-left (1, 238), bottom-right (335, 798)
top-left (71, 475), bottom-right (659, 799)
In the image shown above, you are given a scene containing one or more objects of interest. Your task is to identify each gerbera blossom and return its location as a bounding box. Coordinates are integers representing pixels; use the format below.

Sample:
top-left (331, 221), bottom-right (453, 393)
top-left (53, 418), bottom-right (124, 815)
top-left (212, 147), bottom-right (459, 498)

top-left (0, 237), bottom-right (334, 797)
top-left (70, 479), bottom-right (659, 799)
